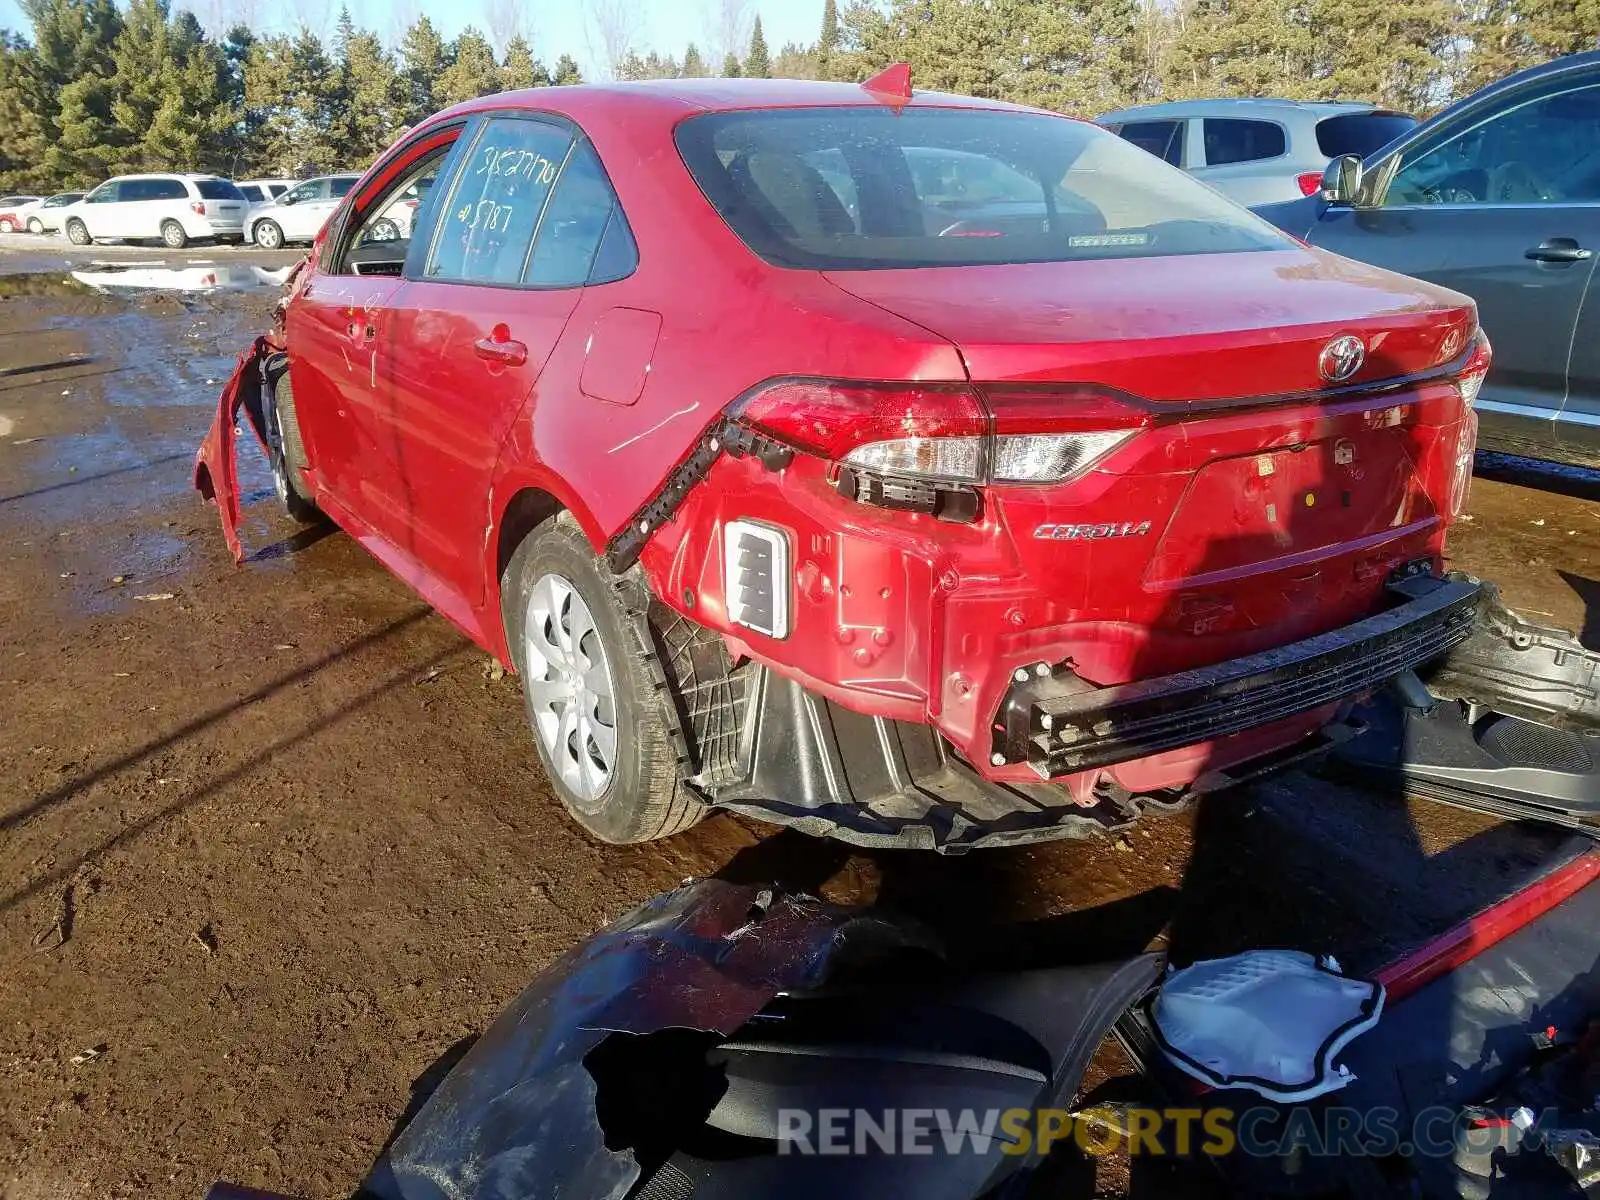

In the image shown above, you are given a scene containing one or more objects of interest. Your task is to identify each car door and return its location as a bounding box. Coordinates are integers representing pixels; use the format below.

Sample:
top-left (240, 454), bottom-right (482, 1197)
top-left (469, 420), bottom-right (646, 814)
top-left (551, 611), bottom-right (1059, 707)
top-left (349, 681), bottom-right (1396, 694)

top-left (1305, 71), bottom-right (1600, 459)
top-left (76, 181), bottom-right (120, 237)
top-left (378, 114), bottom-right (622, 607)
top-left (279, 178), bottom-right (331, 240)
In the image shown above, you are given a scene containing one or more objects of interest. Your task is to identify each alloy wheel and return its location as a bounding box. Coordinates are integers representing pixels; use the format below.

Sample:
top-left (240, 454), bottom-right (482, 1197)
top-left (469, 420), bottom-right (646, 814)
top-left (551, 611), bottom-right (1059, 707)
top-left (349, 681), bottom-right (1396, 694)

top-left (523, 572), bottom-right (618, 811)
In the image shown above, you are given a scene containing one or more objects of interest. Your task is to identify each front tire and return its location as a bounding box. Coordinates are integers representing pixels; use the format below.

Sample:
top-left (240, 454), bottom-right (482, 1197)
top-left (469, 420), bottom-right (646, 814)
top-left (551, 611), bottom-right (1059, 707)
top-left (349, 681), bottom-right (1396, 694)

top-left (253, 219), bottom-right (283, 250)
top-left (26, 217), bottom-right (43, 235)
top-left (160, 220), bottom-right (188, 249)
top-left (65, 219), bottom-right (90, 246)
top-left (502, 517), bottom-right (707, 843)
top-left (265, 370), bottom-right (320, 524)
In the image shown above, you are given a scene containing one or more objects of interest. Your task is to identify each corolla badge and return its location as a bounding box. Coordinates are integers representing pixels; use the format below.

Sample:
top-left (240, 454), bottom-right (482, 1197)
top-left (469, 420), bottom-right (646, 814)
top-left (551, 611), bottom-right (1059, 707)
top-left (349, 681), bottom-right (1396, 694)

top-left (1318, 335), bottom-right (1366, 383)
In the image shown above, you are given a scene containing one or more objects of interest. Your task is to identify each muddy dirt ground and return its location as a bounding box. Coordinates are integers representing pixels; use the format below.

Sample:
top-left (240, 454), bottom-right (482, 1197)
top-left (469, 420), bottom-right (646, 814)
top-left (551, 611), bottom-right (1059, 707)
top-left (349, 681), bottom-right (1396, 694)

top-left (0, 250), bottom-right (1597, 1199)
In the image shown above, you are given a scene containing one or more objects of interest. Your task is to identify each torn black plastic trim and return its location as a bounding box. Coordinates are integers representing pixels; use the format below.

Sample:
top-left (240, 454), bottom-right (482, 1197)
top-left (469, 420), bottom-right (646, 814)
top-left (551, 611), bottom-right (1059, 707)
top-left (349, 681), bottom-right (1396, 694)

top-left (603, 421), bottom-right (794, 574)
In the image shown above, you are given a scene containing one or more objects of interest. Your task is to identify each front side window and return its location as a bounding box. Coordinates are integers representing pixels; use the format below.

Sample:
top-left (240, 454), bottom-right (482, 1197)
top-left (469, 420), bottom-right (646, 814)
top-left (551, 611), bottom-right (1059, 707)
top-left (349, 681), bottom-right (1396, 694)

top-left (84, 183), bottom-right (117, 203)
top-left (1384, 83), bottom-right (1600, 207)
top-left (1202, 118), bottom-right (1286, 165)
top-left (284, 181), bottom-right (325, 205)
top-left (676, 107), bottom-right (1286, 270)
top-left (427, 117), bottom-right (574, 284)
top-left (336, 138), bottom-right (459, 277)
top-left (1116, 119), bottom-right (1185, 167)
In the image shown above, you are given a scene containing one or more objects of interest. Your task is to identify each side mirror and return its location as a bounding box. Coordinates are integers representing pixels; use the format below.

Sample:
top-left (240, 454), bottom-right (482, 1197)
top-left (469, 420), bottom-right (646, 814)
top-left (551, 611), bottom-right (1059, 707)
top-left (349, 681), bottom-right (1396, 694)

top-left (280, 193), bottom-right (297, 206)
top-left (1321, 154), bottom-right (1363, 205)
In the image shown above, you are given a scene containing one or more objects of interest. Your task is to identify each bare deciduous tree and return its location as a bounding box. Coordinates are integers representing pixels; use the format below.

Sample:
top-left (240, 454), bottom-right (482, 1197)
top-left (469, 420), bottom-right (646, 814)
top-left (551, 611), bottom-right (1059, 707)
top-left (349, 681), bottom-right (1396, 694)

top-left (485, 0), bottom-right (533, 54)
top-left (584, 0), bottom-right (646, 80)
top-left (703, 0), bottom-right (753, 70)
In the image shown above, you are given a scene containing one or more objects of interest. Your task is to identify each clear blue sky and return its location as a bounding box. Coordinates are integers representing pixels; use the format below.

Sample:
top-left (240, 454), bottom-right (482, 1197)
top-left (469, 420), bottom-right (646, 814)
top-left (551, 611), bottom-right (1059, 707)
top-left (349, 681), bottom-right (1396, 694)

top-left (0, 0), bottom-right (829, 78)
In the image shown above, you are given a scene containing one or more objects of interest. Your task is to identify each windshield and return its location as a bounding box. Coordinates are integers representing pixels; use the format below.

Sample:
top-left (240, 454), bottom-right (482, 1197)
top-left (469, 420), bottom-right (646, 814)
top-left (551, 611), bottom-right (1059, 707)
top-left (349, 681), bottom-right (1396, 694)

top-left (674, 106), bottom-right (1288, 270)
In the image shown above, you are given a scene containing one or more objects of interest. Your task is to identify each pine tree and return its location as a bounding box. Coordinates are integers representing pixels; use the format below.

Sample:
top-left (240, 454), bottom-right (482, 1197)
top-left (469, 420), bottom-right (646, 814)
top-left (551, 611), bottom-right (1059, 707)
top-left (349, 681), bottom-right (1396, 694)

top-left (551, 52), bottom-right (583, 84)
top-left (722, 51), bottom-right (742, 77)
top-left (500, 35), bottom-right (549, 89)
top-left (817, 0), bottom-right (841, 78)
top-left (244, 31), bottom-right (338, 175)
top-left (772, 41), bottom-right (818, 78)
top-left (332, 7), bottom-right (404, 168)
top-left (681, 42), bottom-right (708, 77)
top-left (397, 15), bottom-right (449, 125)
top-left (437, 26), bottom-right (501, 105)
top-left (745, 15), bottom-right (772, 77)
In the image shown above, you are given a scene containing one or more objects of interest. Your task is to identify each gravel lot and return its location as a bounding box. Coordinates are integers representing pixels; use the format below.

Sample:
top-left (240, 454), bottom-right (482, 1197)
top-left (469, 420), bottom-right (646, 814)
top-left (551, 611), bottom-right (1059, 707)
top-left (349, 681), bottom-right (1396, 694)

top-left (0, 243), bottom-right (1596, 1198)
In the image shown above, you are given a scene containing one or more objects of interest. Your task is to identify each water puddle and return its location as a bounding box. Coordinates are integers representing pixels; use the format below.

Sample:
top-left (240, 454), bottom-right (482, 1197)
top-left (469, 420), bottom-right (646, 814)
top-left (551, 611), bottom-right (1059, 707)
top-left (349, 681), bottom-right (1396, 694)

top-left (69, 263), bottom-right (288, 293)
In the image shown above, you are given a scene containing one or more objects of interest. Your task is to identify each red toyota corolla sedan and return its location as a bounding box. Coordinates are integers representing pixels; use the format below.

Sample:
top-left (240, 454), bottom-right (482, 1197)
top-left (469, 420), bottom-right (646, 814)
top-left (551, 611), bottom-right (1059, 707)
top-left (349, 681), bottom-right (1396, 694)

top-left (198, 69), bottom-right (1489, 851)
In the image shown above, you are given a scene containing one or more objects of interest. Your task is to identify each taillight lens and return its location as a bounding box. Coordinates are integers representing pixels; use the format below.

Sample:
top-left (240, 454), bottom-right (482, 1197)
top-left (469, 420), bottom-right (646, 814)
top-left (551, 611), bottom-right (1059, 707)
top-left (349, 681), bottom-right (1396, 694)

top-left (735, 380), bottom-right (1145, 485)
top-left (734, 381), bottom-right (984, 461)
top-left (1455, 331), bottom-right (1492, 407)
top-left (1296, 171), bottom-right (1324, 197)
top-left (190, 201), bottom-right (206, 215)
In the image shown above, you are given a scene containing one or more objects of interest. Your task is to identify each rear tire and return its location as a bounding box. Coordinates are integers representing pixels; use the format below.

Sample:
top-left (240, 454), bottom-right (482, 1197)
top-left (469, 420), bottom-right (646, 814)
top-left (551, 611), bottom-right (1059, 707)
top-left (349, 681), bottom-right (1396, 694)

top-left (502, 516), bottom-right (707, 843)
top-left (160, 220), bottom-right (187, 249)
top-left (64, 219), bottom-right (90, 246)
top-left (254, 219), bottom-right (283, 250)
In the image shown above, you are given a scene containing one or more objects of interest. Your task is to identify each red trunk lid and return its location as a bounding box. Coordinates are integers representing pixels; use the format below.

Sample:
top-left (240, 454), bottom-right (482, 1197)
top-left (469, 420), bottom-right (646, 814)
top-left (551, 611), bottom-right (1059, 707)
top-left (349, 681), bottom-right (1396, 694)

top-left (824, 248), bottom-right (1476, 398)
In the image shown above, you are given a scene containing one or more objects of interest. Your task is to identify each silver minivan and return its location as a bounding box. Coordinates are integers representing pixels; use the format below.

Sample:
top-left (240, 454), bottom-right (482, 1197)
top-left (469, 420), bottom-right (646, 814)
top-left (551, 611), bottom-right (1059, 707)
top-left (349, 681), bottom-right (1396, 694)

top-left (1097, 99), bottom-right (1416, 206)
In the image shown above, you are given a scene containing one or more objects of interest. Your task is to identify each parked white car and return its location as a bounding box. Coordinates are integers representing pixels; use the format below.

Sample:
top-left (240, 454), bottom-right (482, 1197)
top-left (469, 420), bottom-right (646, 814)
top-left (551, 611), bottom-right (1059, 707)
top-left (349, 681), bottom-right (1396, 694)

top-left (1096, 99), bottom-right (1416, 206)
top-left (28, 192), bottom-right (86, 234)
top-left (0, 196), bottom-right (43, 232)
top-left (62, 174), bottom-right (248, 248)
top-left (245, 173), bottom-right (359, 248)
top-left (236, 178), bottom-right (295, 204)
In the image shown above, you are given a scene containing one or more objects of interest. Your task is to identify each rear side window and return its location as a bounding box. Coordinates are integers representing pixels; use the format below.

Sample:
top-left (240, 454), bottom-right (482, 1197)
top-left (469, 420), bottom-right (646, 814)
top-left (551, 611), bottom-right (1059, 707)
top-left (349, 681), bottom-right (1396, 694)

top-left (240, 184), bottom-right (264, 202)
top-left (427, 117), bottom-right (574, 285)
top-left (331, 177), bottom-right (357, 198)
top-left (523, 139), bottom-right (636, 286)
top-left (675, 107), bottom-right (1285, 270)
top-left (1116, 120), bottom-right (1184, 166)
top-left (195, 179), bottom-right (243, 200)
top-left (1315, 112), bottom-right (1417, 158)
top-left (150, 178), bottom-right (188, 200)
top-left (1202, 119), bottom-right (1287, 165)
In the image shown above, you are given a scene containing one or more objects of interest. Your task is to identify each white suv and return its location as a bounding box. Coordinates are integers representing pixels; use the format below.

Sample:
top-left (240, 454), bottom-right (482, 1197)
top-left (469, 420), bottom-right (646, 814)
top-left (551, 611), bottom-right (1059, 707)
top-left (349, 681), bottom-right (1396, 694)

top-left (245, 174), bottom-right (360, 248)
top-left (1097, 100), bottom-right (1416, 206)
top-left (63, 174), bottom-right (248, 248)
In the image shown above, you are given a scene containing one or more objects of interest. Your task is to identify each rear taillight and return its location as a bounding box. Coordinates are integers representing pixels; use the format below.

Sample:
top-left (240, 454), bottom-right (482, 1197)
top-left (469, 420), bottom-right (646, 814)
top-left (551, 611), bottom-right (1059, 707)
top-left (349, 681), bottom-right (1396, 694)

top-left (190, 201), bottom-right (206, 215)
top-left (1455, 331), bottom-right (1492, 407)
top-left (734, 380), bottom-right (1146, 486)
top-left (1296, 172), bottom-right (1324, 197)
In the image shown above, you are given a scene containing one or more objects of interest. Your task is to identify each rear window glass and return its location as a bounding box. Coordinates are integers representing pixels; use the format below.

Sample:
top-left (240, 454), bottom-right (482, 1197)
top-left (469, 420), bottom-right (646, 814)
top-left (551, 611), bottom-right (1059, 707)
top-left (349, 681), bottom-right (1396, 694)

top-left (1315, 112), bottom-right (1417, 158)
top-left (195, 179), bottom-right (243, 200)
top-left (675, 107), bottom-right (1286, 271)
top-left (1202, 118), bottom-right (1287, 165)
top-left (1116, 120), bottom-right (1184, 166)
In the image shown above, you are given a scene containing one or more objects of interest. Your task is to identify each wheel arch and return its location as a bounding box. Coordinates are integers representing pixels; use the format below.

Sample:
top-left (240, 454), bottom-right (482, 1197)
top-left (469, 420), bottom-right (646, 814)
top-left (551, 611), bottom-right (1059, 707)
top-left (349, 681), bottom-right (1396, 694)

top-left (483, 474), bottom-right (607, 660)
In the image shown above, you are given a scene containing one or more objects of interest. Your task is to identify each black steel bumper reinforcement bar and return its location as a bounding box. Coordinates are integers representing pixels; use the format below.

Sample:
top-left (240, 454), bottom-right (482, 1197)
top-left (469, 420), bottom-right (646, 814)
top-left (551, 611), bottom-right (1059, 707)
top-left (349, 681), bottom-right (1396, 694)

top-left (994, 573), bottom-right (1483, 778)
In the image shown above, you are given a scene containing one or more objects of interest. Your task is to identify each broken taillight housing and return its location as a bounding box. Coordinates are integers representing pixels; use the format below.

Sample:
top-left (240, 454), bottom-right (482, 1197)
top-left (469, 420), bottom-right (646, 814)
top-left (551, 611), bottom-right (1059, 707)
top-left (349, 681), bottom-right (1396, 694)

top-left (1455, 331), bottom-right (1492, 408)
top-left (734, 380), bottom-right (1145, 486)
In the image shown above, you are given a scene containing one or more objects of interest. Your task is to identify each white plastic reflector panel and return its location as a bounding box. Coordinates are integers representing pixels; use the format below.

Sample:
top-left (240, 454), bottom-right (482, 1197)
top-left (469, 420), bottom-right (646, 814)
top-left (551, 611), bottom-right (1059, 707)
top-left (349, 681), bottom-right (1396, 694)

top-left (1151, 949), bottom-right (1384, 1102)
top-left (724, 520), bottom-right (789, 639)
